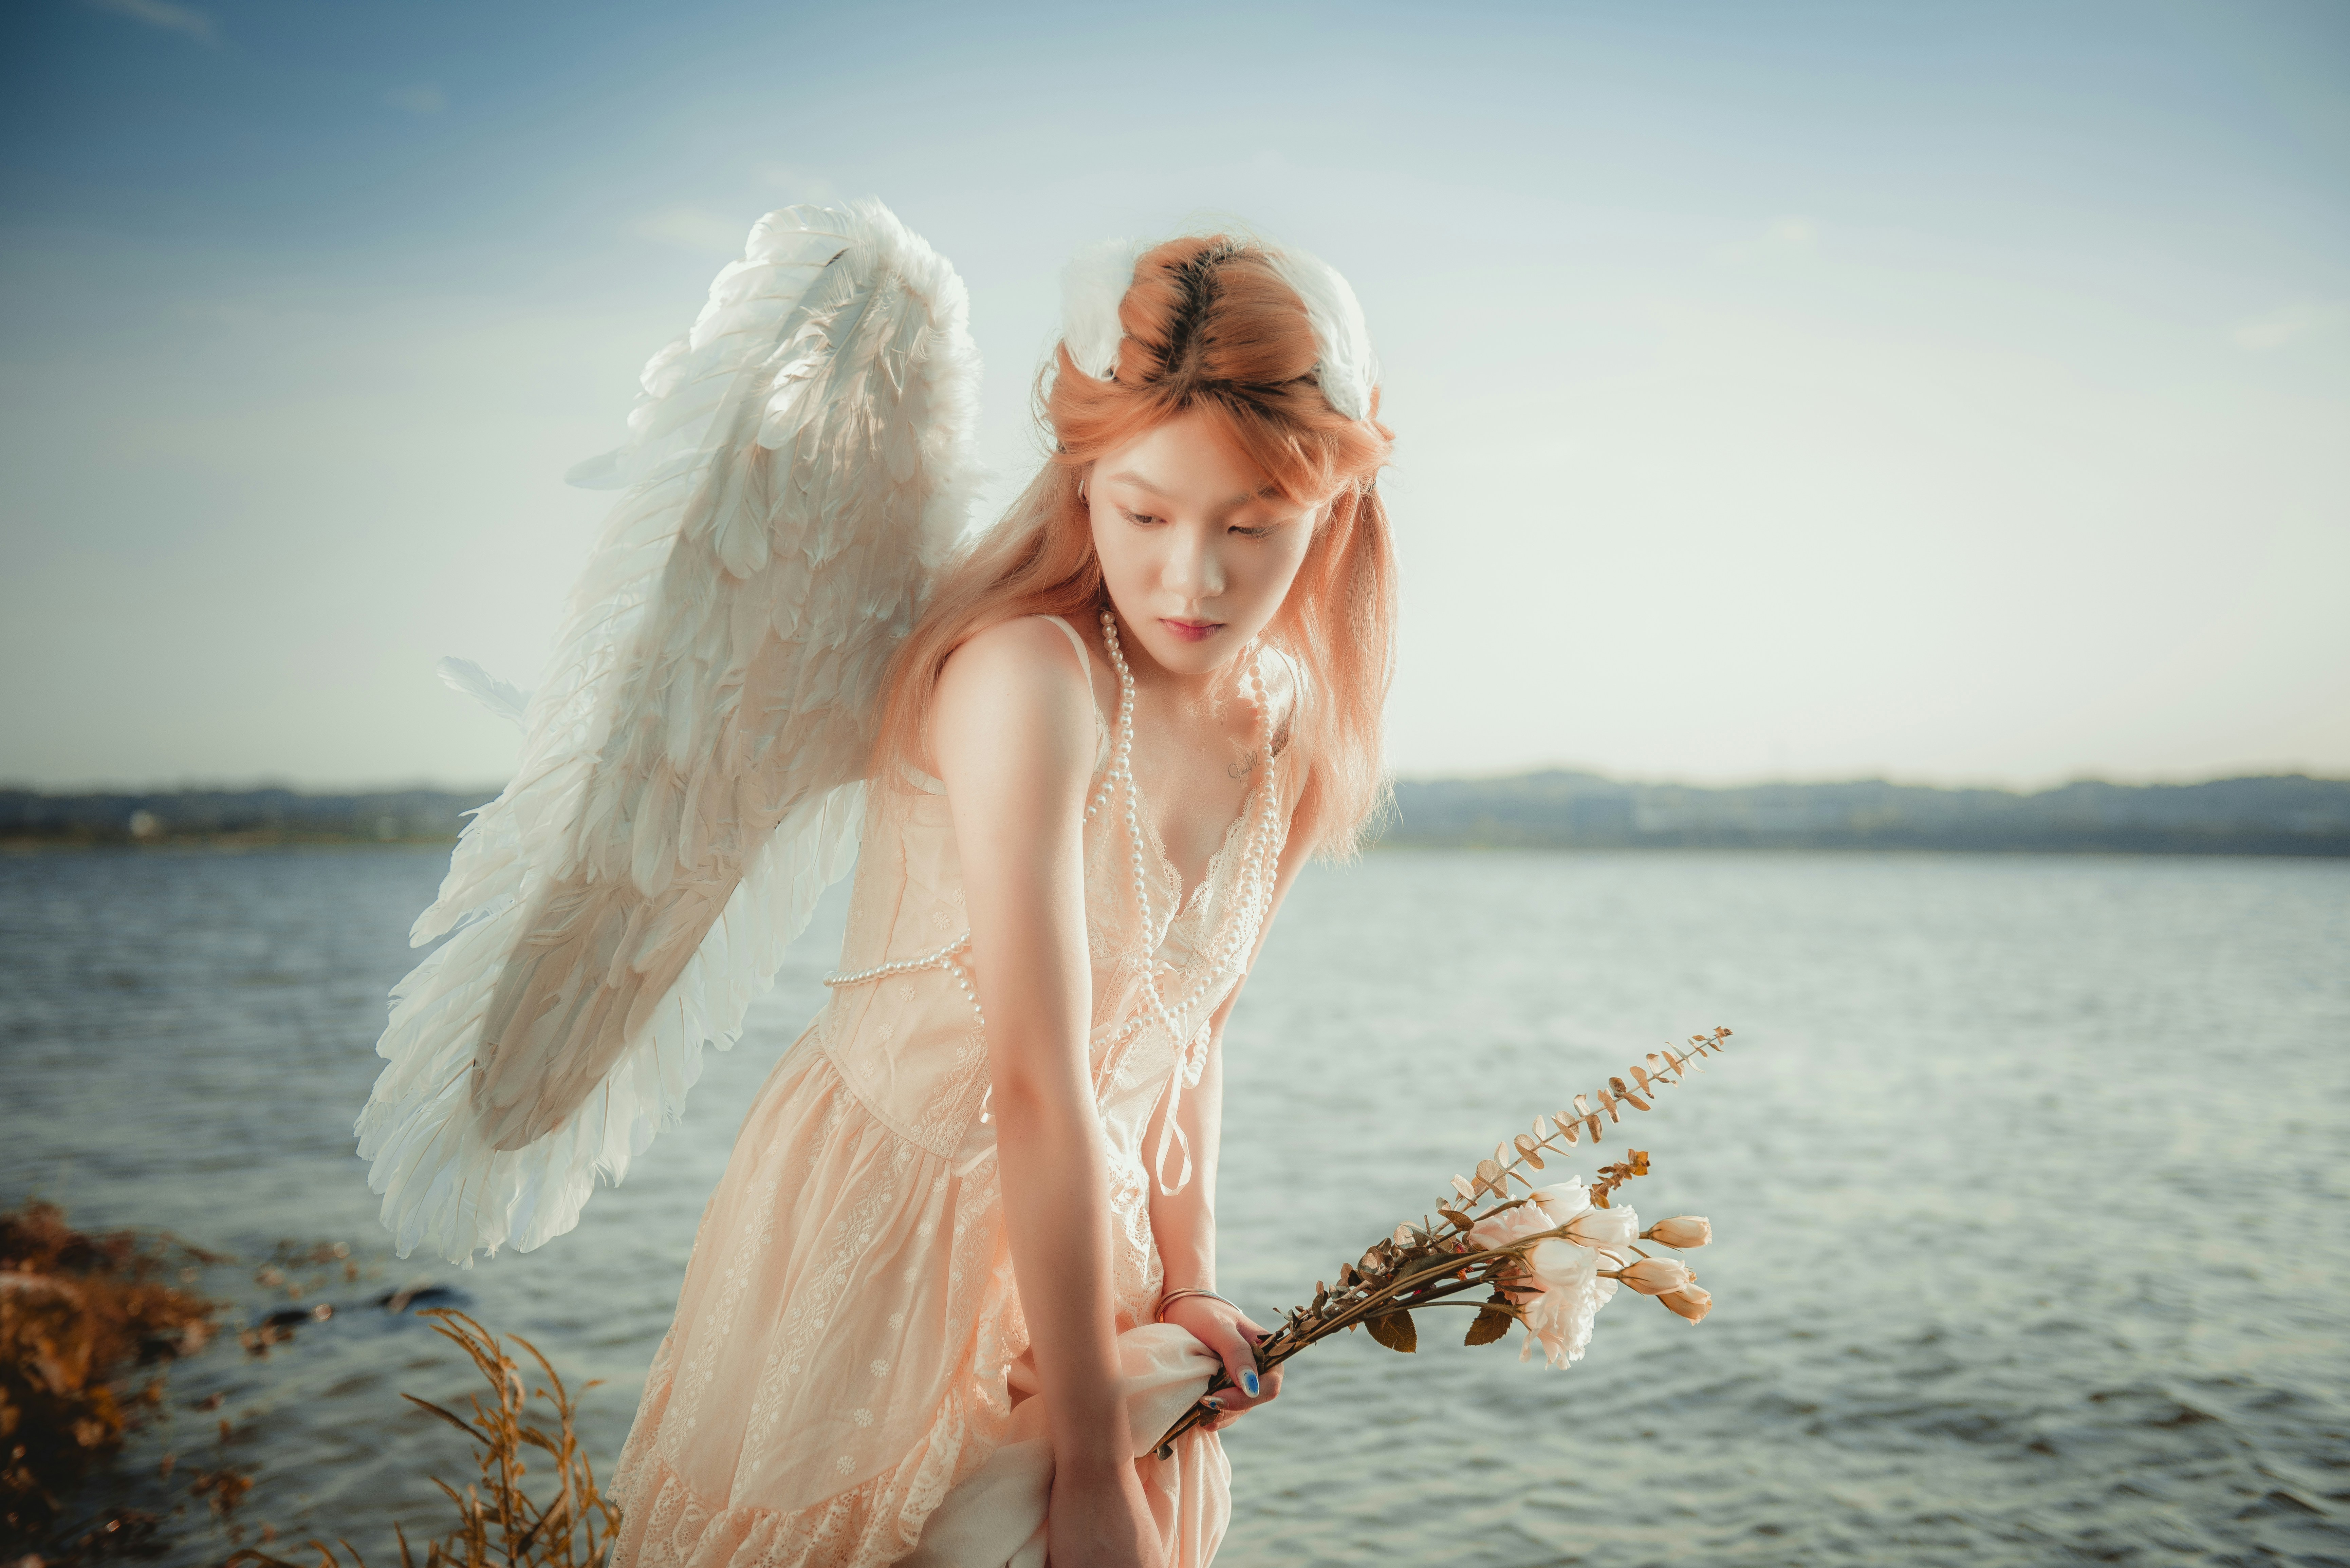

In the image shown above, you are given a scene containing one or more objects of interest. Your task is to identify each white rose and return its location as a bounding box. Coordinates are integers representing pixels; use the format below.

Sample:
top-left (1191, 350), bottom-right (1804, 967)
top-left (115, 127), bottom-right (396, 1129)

top-left (1565, 1205), bottom-right (1638, 1249)
top-left (1467, 1203), bottom-right (1551, 1253)
top-left (1525, 1238), bottom-right (1595, 1293)
top-left (1514, 1246), bottom-right (1617, 1369)
top-left (1530, 1179), bottom-right (1592, 1224)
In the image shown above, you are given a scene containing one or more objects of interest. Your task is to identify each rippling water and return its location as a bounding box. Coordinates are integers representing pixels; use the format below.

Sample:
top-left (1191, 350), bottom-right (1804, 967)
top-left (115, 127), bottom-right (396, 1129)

top-left (3, 846), bottom-right (2345, 1565)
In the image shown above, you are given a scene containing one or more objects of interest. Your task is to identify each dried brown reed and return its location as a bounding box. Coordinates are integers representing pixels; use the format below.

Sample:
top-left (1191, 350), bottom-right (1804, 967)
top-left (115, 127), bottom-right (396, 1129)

top-left (222, 1309), bottom-right (617, 1568)
top-left (1, 1200), bottom-right (225, 1547)
top-left (1154, 1028), bottom-right (1737, 1454)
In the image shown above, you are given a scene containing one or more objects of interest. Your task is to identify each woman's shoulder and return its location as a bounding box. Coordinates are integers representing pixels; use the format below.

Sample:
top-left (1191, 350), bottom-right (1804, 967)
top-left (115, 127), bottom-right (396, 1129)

top-left (940, 614), bottom-right (1090, 688)
top-left (927, 615), bottom-right (1097, 774)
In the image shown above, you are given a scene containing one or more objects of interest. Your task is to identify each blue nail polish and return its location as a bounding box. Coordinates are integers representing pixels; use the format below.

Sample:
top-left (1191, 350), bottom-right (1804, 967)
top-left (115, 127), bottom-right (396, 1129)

top-left (1242, 1370), bottom-right (1260, 1397)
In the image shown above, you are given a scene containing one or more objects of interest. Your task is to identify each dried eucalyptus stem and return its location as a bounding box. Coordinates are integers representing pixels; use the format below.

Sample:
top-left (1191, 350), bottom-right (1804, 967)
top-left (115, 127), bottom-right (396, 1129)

top-left (1153, 1028), bottom-right (1735, 1457)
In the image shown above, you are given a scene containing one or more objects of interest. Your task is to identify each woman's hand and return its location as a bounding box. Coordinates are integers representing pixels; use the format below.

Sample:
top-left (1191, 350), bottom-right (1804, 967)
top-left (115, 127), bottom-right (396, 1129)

top-left (1160, 1294), bottom-right (1282, 1432)
top-left (1049, 1458), bottom-right (1164, 1568)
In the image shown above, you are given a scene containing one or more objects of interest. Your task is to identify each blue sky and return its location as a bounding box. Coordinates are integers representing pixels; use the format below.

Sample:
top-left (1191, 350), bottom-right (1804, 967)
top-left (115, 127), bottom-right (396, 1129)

top-left (3, 0), bottom-right (2345, 788)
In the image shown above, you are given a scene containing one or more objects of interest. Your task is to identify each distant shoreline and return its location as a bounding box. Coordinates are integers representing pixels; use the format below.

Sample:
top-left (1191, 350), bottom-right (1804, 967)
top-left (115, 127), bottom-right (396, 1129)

top-left (1380, 770), bottom-right (2350, 858)
top-left (7, 772), bottom-right (2347, 858)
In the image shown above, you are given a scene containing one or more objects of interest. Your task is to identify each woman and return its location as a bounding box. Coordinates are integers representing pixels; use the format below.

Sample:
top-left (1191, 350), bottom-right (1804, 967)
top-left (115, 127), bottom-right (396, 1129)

top-left (357, 203), bottom-right (1393, 1567)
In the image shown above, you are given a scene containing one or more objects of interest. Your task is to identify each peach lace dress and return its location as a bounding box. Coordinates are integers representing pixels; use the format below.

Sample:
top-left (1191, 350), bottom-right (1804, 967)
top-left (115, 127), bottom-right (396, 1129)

top-left (610, 615), bottom-right (1291, 1567)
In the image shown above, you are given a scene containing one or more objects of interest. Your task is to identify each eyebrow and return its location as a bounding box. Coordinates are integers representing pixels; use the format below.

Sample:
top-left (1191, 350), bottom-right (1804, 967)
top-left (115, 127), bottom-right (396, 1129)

top-left (1102, 470), bottom-right (1284, 506)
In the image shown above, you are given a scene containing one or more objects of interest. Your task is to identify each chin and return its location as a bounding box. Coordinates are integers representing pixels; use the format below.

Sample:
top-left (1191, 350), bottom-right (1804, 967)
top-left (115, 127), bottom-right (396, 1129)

top-left (1135, 622), bottom-right (1237, 673)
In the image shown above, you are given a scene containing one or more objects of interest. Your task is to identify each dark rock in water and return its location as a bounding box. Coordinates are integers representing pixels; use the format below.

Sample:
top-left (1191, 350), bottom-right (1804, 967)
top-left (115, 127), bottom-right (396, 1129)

top-left (139, 1317), bottom-right (215, 1363)
top-left (261, 1303), bottom-right (334, 1328)
top-left (374, 1278), bottom-right (467, 1314)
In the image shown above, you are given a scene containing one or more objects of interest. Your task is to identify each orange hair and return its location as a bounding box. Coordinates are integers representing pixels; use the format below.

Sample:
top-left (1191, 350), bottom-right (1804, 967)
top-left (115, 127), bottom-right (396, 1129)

top-left (872, 235), bottom-right (1396, 862)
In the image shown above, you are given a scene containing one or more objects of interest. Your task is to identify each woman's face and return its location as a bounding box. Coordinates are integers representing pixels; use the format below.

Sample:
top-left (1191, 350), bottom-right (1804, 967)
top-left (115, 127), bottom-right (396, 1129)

top-left (1083, 406), bottom-right (1318, 679)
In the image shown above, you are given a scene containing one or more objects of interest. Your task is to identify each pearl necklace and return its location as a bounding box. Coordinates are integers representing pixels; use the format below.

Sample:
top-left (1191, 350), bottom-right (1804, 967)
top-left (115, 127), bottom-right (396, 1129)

top-left (1092, 609), bottom-right (1283, 1051)
top-left (1096, 608), bottom-right (1286, 1194)
top-left (824, 610), bottom-right (1289, 1185)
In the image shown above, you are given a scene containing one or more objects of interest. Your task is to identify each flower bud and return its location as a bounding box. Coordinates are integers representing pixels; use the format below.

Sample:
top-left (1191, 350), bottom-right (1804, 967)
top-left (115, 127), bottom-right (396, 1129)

top-left (1658, 1284), bottom-right (1711, 1323)
top-left (1565, 1207), bottom-right (1638, 1249)
top-left (1612, 1257), bottom-right (1694, 1296)
top-left (1642, 1216), bottom-right (1711, 1249)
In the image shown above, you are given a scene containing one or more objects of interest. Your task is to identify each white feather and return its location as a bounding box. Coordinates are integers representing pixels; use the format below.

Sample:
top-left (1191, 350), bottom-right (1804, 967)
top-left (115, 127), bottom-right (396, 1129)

top-left (1057, 232), bottom-right (1378, 418)
top-left (1265, 245), bottom-right (1379, 421)
top-left (1060, 238), bottom-right (1144, 378)
top-left (356, 200), bottom-right (981, 1264)
top-left (436, 658), bottom-right (531, 731)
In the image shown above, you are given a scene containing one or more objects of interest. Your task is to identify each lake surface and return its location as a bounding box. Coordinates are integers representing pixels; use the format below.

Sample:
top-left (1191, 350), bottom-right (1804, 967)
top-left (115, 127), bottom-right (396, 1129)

top-left (3, 846), bottom-right (2346, 1566)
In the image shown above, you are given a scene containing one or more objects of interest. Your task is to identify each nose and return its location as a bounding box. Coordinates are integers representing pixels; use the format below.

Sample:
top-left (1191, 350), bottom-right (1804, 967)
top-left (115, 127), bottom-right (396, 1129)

top-left (1165, 519), bottom-right (1225, 603)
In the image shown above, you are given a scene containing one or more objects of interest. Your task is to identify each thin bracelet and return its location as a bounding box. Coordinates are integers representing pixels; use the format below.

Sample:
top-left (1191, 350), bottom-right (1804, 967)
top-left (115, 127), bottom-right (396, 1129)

top-left (1153, 1287), bottom-right (1236, 1323)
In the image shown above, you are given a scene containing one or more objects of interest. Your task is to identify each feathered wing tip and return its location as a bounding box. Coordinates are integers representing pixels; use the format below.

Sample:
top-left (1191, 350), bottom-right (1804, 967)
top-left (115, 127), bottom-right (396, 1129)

top-left (356, 199), bottom-right (983, 1264)
top-left (437, 658), bottom-right (531, 731)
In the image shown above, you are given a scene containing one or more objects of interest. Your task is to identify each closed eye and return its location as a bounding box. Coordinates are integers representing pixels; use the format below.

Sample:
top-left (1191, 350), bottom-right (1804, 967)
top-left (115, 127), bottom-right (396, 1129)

top-left (1118, 507), bottom-right (1163, 527)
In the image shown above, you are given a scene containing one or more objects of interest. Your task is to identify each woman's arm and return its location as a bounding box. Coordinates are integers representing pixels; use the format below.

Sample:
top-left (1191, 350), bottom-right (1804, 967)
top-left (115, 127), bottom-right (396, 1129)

top-left (931, 619), bottom-right (1155, 1565)
top-left (1146, 828), bottom-right (1313, 1429)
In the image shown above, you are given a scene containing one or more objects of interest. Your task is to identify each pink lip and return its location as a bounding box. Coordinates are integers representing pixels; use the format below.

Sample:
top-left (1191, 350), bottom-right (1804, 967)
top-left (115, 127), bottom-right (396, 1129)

top-left (1161, 618), bottom-right (1222, 643)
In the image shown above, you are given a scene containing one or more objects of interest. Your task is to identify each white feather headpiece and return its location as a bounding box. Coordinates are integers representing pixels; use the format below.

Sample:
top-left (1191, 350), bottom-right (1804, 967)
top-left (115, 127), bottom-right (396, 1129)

top-left (1061, 238), bottom-right (1146, 382)
top-left (1059, 234), bottom-right (1380, 421)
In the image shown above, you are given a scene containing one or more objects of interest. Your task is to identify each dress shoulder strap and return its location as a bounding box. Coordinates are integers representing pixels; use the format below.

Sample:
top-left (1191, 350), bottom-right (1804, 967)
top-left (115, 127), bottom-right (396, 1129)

top-left (1036, 614), bottom-right (1112, 771)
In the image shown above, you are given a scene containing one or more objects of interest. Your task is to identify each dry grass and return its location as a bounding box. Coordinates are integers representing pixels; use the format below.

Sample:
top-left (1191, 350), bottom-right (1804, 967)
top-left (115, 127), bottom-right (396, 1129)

top-left (3, 1203), bottom-right (617, 1564)
top-left (222, 1309), bottom-right (618, 1568)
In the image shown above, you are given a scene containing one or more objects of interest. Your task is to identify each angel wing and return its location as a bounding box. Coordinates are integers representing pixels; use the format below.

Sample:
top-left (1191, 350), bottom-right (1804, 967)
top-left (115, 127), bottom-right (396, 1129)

top-left (355, 199), bottom-right (981, 1265)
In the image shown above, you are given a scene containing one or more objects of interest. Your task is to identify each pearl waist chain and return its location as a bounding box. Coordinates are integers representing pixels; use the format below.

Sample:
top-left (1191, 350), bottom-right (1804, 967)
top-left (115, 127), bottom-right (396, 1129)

top-left (821, 932), bottom-right (1231, 1133)
top-left (823, 933), bottom-right (986, 1029)
top-left (822, 933), bottom-right (1237, 1055)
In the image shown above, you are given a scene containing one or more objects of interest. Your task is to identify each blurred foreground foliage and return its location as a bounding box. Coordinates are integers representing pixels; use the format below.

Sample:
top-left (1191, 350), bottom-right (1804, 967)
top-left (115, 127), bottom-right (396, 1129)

top-left (1, 1200), bottom-right (224, 1548)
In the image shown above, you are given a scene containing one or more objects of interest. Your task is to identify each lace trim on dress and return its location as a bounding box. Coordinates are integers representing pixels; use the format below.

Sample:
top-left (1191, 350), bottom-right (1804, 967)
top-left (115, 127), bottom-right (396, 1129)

top-left (613, 1392), bottom-right (980, 1568)
top-left (609, 1045), bottom-right (1032, 1568)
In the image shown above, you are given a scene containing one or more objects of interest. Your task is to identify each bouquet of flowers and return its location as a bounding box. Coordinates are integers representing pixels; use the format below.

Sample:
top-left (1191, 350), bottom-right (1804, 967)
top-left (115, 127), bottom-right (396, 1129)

top-left (1155, 1028), bottom-right (1735, 1456)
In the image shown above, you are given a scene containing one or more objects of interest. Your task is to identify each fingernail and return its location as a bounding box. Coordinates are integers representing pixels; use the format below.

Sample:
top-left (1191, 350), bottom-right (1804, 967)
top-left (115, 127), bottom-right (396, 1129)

top-left (1242, 1370), bottom-right (1260, 1397)
top-left (1203, 1397), bottom-right (1221, 1410)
